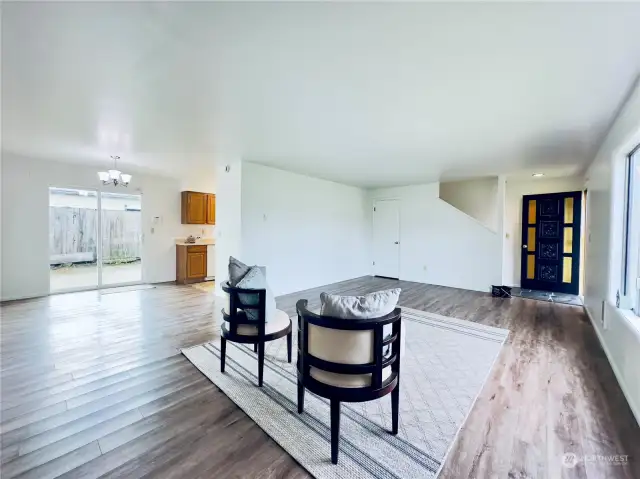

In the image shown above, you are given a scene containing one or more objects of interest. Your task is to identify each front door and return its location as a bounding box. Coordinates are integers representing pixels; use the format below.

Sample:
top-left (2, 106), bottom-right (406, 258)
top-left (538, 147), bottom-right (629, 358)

top-left (373, 199), bottom-right (400, 279)
top-left (520, 191), bottom-right (582, 294)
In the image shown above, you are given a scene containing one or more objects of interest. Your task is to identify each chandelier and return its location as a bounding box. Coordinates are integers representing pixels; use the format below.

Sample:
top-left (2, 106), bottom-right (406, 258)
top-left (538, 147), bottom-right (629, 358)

top-left (98, 156), bottom-right (132, 187)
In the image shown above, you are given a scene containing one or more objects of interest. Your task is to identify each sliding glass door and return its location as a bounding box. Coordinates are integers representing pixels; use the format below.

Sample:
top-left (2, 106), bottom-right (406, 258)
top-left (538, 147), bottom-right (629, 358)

top-left (49, 188), bottom-right (142, 293)
top-left (49, 188), bottom-right (99, 292)
top-left (100, 192), bottom-right (142, 286)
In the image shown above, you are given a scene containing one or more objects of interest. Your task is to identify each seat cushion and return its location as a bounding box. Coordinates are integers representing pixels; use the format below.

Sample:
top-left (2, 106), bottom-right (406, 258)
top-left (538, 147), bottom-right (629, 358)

top-left (310, 365), bottom-right (392, 388)
top-left (234, 309), bottom-right (291, 336)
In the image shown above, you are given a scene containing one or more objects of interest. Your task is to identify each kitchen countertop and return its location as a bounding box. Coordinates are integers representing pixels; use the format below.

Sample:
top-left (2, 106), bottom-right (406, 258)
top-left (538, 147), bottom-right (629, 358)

top-left (175, 238), bottom-right (215, 246)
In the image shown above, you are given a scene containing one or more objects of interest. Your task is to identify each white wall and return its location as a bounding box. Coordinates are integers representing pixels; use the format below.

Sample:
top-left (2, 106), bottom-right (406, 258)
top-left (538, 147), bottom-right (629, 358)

top-left (0, 153), bottom-right (202, 301)
top-left (503, 176), bottom-right (584, 287)
top-left (240, 162), bottom-right (370, 296)
top-left (369, 183), bottom-right (502, 292)
top-left (214, 160), bottom-right (243, 295)
top-left (583, 79), bottom-right (640, 423)
top-left (439, 177), bottom-right (499, 232)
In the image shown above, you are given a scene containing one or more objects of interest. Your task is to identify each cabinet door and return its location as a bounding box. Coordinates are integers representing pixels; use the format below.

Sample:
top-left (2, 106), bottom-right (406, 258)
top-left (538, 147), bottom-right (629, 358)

top-left (184, 192), bottom-right (207, 224)
top-left (206, 194), bottom-right (216, 225)
top-left (186, 252), bottom-right (207, 278)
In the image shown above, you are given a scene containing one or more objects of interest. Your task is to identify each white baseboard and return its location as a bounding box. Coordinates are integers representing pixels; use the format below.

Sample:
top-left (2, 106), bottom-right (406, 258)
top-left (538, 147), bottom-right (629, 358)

top-left (583, 305), bottom-right (640, 425)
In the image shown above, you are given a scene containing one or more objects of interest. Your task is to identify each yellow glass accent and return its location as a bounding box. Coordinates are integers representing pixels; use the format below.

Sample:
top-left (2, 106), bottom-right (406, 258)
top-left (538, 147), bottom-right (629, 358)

top-left (528, 227), bottom-right (536, 252)
top-left (528, 200), bottom-right (537, 225)
top-left (564, 197), bottom-right (574, 224)
top-left (563, 257), bottom-right (572, 283)
top-left (527, 255), bottom-right (535, 280)
top-left (564, 227), bottom-right (573, 254)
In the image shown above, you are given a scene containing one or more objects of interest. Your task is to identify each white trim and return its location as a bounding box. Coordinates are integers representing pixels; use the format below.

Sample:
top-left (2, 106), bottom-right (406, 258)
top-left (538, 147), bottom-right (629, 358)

top-left (618, 307), bottom-right (640, 340)
top-left (583, 304), bottom-right (640, 425)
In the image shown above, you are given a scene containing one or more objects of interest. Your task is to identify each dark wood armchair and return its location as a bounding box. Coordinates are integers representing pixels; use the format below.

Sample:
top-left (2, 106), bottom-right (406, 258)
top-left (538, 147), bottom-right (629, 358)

top-left (296, 299), bottom-right (402, 464)
top-left (221, 281), bottom-right (292, 387)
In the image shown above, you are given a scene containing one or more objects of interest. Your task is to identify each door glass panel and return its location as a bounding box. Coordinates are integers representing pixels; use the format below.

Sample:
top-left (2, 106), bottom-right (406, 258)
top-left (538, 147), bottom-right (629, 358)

top-left (528, 200), bottom-right (537, 225)
top-left (563, 257), bottom-right (572, 283)
top-left (563, 227), bottom-right (573, 254)
top-left (49, 188), bottom-right (98, 292)
top-left (564, 197), bottom-right (574, 224)
top-left (527, 227), bottom-right (536, 252)
top-left (527, 255), bottom-right (535, 279)
top-left (101, 192), bottom-right (142, 286)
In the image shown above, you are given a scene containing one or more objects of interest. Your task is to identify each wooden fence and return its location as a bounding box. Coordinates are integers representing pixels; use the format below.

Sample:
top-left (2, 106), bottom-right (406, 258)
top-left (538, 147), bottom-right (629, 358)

top-left (49, 207), bottom-right (142, 264)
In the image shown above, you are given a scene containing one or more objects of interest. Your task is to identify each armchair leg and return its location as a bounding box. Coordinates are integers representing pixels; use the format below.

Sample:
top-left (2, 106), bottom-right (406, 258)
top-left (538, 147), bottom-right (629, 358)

top-left (254, 343), bottom-right (258, 353)
top-left (297, 380), bottom-right (305, 414)
top-left (391, 384), bottom-right (399, 435)
top-left (287, 331), bottom-right (292, 363)
top-left (220, 338), bottom-right (227, 373)
top-left (258, 341), bottom-right (265, 387)
top-left (330, 399), bottom-right (341, 464)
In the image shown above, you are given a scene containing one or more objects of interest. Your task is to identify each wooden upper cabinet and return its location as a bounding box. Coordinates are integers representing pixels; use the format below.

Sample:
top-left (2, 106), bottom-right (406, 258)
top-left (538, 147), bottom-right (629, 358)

top-left (206, 194), bottom-right (216, 225)
top-left (181, 191), bottom-right (207, 224)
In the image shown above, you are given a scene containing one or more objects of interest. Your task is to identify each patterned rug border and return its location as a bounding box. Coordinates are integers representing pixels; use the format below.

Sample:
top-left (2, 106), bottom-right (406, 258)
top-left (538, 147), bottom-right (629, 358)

top-left (183, 307), bottom-right (509, 478)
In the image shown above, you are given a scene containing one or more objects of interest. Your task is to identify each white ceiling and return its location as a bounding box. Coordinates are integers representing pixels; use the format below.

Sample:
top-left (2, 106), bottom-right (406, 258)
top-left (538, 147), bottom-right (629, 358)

top-left (2, 2), bottom-right (640, 187)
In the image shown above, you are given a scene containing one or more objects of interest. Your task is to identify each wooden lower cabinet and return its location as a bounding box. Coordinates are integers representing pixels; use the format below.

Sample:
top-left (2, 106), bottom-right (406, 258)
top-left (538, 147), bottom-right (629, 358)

top-left (176, 245), bottom-right (208, 284)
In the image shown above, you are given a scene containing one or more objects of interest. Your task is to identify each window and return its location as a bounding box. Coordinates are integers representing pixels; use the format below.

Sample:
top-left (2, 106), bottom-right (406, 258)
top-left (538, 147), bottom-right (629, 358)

top-left (622, 145), bottom-right (640, 313)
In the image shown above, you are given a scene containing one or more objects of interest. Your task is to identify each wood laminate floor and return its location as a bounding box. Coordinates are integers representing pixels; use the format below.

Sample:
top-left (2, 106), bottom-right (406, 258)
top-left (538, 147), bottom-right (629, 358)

top-left (1, 277), bottom-right (638, 478)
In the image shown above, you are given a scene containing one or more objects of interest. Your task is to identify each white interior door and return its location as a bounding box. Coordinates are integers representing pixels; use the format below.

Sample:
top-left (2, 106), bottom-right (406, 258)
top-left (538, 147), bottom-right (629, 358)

top-left (373, 199), bottom-right (400, 278)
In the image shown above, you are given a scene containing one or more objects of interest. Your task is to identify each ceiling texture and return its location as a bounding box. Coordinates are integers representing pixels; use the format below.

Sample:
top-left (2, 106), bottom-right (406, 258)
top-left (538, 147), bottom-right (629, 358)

top-left (2, 2), bottom-right (640, 187)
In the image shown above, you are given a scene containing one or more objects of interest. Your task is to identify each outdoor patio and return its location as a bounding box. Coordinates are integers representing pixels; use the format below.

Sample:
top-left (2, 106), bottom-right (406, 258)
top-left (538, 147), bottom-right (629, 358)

top-left (50, 261), bottom-right (142, 291)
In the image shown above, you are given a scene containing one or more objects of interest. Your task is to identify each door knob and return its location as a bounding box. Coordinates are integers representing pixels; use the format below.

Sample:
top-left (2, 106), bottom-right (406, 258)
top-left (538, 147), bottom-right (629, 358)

top-left (522, 245), bottom-right (528, 249)
top-left (394, 241), bottom-right (399, 245)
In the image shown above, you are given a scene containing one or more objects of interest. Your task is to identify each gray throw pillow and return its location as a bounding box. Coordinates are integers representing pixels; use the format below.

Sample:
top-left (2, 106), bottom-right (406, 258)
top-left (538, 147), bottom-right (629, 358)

top-left (236, 266), bottom-right (276, 322)
top-left (228, 256), bottom-right (267, 287)
top-left (320, 288), bottom-right (401, 319)
top-left (228, 256), bottom-right (251, 287)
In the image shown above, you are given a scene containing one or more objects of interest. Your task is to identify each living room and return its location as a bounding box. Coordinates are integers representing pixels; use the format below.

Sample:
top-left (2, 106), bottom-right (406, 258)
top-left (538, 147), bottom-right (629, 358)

top-left (1, 2), bottom-right (639, 478)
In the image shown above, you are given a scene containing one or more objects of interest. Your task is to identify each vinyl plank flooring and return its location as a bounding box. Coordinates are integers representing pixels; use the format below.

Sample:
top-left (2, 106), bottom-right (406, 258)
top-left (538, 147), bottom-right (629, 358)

top-left (1, 278), bottom-right (638, 479)
top-left (12, 441), bottom-right (102, 479)
top-left (2, 410), bottom-right (142, 478)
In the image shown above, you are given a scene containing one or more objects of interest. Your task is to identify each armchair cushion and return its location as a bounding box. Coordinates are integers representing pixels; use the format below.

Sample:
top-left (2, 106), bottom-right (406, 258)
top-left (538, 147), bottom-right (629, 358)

top-left (235, 308), bottom-right (290, 336)
top-left (310, 366), bottom-right (392, 388)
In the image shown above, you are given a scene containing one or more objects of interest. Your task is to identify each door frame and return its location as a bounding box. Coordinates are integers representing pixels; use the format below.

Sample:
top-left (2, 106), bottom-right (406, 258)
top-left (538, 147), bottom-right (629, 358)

top-left (520, 191), bottom-right (582, 294)
top-left (49, 188), bottom-right (144, 294)
top-left (372, 198), bottom-right (401, 279)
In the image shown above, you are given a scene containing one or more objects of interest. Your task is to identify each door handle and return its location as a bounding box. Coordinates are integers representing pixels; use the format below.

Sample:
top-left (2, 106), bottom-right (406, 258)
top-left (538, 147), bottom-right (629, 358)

top-left (522, 245), bottom-right (528, 249)
top-left (394, 241), bottom-right (399, 245)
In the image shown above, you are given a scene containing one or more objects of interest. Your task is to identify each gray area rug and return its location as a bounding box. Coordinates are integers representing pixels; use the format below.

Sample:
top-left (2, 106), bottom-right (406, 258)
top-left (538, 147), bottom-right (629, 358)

top-left (183, 306), bottom-right (509, 479)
